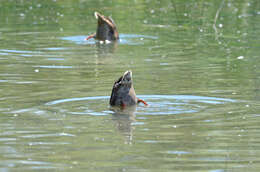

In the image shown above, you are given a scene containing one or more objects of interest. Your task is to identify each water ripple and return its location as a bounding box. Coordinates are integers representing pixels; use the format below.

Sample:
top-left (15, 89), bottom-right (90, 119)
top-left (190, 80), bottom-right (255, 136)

top-left (61, 34), bottom-right (158, 45)
top-left (45, 95), bottom-right (236, 116)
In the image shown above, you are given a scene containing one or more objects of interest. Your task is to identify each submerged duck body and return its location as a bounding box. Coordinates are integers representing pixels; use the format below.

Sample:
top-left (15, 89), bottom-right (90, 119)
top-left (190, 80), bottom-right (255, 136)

top-left (110, 71), bottom-right (148, 108)
top-left (86, 12), bottom-right (119, 42)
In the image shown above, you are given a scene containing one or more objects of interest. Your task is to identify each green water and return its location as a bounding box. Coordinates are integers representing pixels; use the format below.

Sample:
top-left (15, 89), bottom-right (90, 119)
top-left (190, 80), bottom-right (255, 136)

top-left (0, 0), bottom-right (259, 171)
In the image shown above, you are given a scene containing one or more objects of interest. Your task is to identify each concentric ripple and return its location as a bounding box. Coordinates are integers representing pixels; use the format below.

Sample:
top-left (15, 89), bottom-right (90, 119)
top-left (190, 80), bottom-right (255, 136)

top-left (45, 95), bottom-right (236, 116)
top-left (61, 34), bottom-right (158, 45)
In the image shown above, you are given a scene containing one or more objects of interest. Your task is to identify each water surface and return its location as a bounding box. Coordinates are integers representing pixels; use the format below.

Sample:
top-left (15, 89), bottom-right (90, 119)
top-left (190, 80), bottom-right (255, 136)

top-left (0, 0), bottom-right (259, 171)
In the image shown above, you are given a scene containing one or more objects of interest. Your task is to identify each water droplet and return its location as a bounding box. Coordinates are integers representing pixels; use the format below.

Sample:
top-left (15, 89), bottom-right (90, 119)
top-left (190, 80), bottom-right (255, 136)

top-left (237, 56), bottom-right (244, 59)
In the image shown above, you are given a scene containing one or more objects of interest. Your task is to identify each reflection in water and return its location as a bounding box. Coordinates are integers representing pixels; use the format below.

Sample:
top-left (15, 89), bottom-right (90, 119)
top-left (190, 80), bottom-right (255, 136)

top-left (111, 106), bottom-right (137, 145)
top-left (95, 41), bottom-right (118, 54)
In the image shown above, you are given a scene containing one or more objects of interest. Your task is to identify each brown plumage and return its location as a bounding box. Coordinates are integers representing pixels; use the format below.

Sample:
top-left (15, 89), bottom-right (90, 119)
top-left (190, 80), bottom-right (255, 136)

top-left (110, 71), bottom-right (137, 107)
top-left (110, 71), bottom-right (148, 108)
top-left (86, 12), bottom-right (119, 41)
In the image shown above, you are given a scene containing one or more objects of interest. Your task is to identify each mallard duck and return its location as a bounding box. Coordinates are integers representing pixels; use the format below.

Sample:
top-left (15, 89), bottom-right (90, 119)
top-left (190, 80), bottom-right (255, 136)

top-left (85, 12), bottom-right (119, 42)
top-left (110, 71), bottom-right (148, 108)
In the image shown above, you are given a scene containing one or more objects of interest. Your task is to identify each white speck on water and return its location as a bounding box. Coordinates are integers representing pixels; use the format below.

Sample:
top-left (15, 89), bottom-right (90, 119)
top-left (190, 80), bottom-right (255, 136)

top-left (150, 9), bottom-right (155, 14)
top-left (199, 28), bottom-right (203, 32)
top-left (245, 104), bottom-right (250, 107)
top-left (105, 40), bottom-right (111, 44)
top-left (20, 13), bottom-right (25, 17)
top-left (160, 63), bottom-right (169, 66)
top-left (60, 28), bottom-right (63, 32)
top-left (237, 56), bottom-right (244, 59)
top-left (243, 33), bottom-right (247, 36)
top-left (29, 6), bottom-right (33, 10)
top-left (145, 58), bottom-right (153, 62)
top-left (184, 13), bottom-right (188, 16)
top-left (172, 125), bottom-right (177, 128)
top-left (37, 4), bottom-right (41, 8)
top-left (143, 20), bottom-right (148, 24)
top-left (140, 37), bottom-right (144, 41)
top-left (218, 24), bottom-right (223, 28)
top-left (227, 3), bottom-right (232, 7)
top-left (72, 161), bottom-right (78, 165)
top-left (237, 30), bottom-right (240, 34)
top-left (34, 69), bottom-right (39, 72)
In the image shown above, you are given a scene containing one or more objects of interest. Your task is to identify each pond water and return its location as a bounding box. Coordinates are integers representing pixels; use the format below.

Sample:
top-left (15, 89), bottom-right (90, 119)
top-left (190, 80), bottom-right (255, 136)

top-left (0, 0), bottom-right (260, 171)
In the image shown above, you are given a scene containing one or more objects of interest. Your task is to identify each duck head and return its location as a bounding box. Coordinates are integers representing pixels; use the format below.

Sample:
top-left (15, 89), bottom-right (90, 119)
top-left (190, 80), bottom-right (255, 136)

top-left (110, 71), bottom-right (137, 107)
top-left (86, 12), bottom-right (119, 42)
